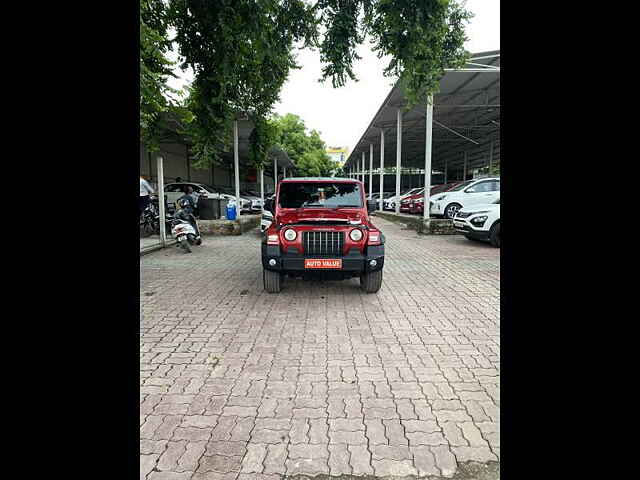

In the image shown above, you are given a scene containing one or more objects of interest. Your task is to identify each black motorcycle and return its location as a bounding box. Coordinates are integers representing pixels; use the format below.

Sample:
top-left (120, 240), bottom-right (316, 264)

top-left (140, 195), bottom-right (172, 237)
top-left (140, 196), bottom-right (159, 237)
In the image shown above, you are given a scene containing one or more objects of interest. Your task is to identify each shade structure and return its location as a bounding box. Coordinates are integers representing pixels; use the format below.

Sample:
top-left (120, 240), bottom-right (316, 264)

top-left (345, 50), bottom-right (500, 180)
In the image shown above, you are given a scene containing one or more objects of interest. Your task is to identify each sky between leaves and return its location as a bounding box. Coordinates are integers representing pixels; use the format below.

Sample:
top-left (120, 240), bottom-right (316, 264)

top-left (166, 0), bottom-right (500, 155)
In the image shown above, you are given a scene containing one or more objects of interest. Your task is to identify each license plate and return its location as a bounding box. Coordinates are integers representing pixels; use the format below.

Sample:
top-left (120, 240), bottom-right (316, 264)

top-left (304, 259), bottom-right (342, 269)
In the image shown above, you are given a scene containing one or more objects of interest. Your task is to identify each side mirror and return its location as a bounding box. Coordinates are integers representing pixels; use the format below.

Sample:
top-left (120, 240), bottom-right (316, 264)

top-left (367, 199), bottom-right (377, 213)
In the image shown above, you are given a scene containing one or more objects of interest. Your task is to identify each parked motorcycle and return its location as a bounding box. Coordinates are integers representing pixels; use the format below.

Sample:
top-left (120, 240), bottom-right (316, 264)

top-left (140, 196), bottom-right (160, 237)
top-left (171, 198), bottom-right (202, 253)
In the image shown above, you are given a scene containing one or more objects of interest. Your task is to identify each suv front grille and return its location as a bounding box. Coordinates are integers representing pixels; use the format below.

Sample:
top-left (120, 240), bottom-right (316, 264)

top-left (456, 211), bottom-right (472, 218)
top-left (302, 231), bottom-right (344, 256)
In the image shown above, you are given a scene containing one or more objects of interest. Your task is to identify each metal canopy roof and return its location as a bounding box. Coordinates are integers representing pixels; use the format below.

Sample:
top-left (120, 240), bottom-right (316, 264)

top-left (157, 114), bottom-right (295, 172)
top-left (345, 50), bottom-right (500, 176)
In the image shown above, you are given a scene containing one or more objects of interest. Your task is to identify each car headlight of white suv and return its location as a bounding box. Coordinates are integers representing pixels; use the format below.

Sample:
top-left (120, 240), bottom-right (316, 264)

top-left (470, 215), bottom-right (488, 226)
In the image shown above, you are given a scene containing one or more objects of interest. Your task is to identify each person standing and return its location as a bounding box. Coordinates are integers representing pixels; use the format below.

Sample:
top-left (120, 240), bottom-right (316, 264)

top-left (140, 175), bottom-right (155, 215)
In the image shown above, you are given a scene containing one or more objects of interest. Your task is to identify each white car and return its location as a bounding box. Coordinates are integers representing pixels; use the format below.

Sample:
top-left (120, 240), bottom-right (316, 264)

top-left (240, 190), bottom-right (264, 212)
top-left (164, 182), bottom-right (221, 206)
top-left (430, 177), bottom-right (500, 219)
top-left (164, 182), bottom-right (253, 212)
top-left (216, 187), bottom-right (258, 212)
top-left (260, 209), bottom-right (273, 232)
top-left (453, 200), bottom-right (500, 247)
top-left (383, 188), bottom-right (423, 211)
top-left (374, 192), bottom-right (395, 209)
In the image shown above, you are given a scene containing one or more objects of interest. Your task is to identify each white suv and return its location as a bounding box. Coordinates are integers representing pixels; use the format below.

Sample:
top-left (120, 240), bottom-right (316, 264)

top-left (430, 177), bottom-right (500, 219)
top-left (453, 199), bottom-right (500, 247)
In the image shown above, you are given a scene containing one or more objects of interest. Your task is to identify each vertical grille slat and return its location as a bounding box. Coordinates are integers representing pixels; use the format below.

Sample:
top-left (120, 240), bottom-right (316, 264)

top-left (302, 231), bottom-right (344, 256)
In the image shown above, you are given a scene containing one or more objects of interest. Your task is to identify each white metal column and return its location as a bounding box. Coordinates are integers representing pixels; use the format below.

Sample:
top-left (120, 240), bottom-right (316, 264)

top-left (423, 95), bottom-right (434, 221)
top-left (260, 167), bottom-right (264, 206)
top-left (368, 143), bottom-right (373, 199)
top-left (233, 120), bottom-right (240, 215)
top-left (489, 140), bottom-right (494, 173)
top-left (361, 152), bottom-right (365, 185)
top-left (379, 129), bottom-right (384, 211)
top-left (274, 156), bottom-right (278, 187)
top-left (283, 167), bottom-right (286, 179)
top-left (444, 158), bottom-right (448, 184)
top-left (156, 155), bottom-right (167, 247)
top-left (395, 108), bottom-right (402, 215)
top-left (463, 152), bottom-right (468, 181)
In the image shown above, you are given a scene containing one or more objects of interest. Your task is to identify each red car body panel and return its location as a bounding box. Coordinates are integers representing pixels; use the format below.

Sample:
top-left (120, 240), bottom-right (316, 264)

top-left (406, 182), bottom-right (463, 214)
top-left (266, 179), bottom-right (382, 254)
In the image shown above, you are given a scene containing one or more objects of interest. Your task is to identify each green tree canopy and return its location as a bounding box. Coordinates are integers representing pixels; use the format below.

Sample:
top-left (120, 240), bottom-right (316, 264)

top-left (269, 113), bottom-right (338, 177)
top-left (141, 1), bottom-right (472, 167)
top-left (140, 0), bottom-right (178, 151)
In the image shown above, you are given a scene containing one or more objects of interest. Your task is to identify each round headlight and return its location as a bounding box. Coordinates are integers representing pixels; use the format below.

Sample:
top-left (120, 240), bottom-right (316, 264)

top-left (350, 229), bottom-right (363, 241)
top-left (284, 229), bottom-right (297, 241)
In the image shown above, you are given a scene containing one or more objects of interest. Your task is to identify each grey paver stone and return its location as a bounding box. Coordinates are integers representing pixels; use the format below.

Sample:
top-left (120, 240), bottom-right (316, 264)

top-left (347, 445), bottom-right (373, 475)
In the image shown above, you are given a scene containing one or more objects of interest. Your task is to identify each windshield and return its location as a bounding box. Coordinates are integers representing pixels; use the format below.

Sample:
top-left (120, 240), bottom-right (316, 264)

top-left (448, 180), bottom-right (474, 192)
top-left (279, 182), bottom-right (363, 208)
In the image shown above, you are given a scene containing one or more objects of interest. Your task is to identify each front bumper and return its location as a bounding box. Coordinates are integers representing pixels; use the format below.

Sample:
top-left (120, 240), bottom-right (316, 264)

top-left (453, 221), bottom-right (490, 241)
top-left (262, 244), bottom-right (385, 274)
top-left (430, 202), bottom-right (444, 215)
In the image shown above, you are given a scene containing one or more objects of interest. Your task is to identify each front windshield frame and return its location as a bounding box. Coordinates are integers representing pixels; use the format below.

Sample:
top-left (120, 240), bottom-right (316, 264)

top-left (448, 180), bottom-right (475, 192)
top-left (198, 184), bottom-right (218, 193)
top-left (278, 182), bottom-right (363, 209)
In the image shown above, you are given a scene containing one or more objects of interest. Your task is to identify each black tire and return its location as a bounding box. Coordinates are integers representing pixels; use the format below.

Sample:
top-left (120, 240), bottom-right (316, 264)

top-left (140, 221), bottom-right (154, 238)
top-left (489, 222), bottom-right (500, 248)
top-left (444, 203), bottom-right (462, 219)
top-left (360, 269), bottom-right (383, 293)
top-left (180, 239), bottom-right (192, 253)
top-left (195, 238), bottom-right (202, 246)
top-left (263, 269), bottom-right (281, 293)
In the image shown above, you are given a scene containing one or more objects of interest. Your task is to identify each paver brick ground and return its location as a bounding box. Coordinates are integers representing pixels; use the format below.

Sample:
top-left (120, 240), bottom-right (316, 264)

top-left (141, 217), bottom-right (499, 479)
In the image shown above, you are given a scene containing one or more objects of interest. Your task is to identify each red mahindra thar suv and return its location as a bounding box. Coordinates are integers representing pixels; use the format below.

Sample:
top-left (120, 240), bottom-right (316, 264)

top-left (261, 178), bottom-right (385, 293)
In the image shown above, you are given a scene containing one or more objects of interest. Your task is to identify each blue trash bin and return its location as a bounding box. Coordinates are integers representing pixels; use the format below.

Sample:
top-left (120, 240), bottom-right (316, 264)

top-left (226, 203), bottom-right (237, 220)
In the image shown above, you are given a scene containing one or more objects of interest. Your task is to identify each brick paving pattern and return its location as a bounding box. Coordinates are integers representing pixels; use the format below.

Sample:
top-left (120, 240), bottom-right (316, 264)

top-left (140, 217), bottom-right (500, 479)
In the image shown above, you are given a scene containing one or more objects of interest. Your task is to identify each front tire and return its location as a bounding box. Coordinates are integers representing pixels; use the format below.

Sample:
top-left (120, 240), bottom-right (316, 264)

top-left (263, 269), bottom-right (281, 293)
top-left (489, 222), bottom-right (501, 248)
top-left (444, 203), bottom-right (462, 219)
top-left (360, 269), bottom-right (383, 293)
top-left (180, 239), bottom-right (192, 253)
top-left (140, 221), bottom-right (154, 238)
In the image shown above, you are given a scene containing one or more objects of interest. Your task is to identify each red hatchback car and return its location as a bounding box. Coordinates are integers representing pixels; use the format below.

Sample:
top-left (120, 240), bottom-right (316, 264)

top-left (407, 182), bottom-right (463, 214)
top-left (262, 178), bottom-right (385, 294)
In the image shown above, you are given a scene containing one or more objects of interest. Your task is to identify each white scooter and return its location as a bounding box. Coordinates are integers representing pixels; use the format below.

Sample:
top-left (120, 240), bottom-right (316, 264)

top-left (171, 199), bottom-right (202, 253)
